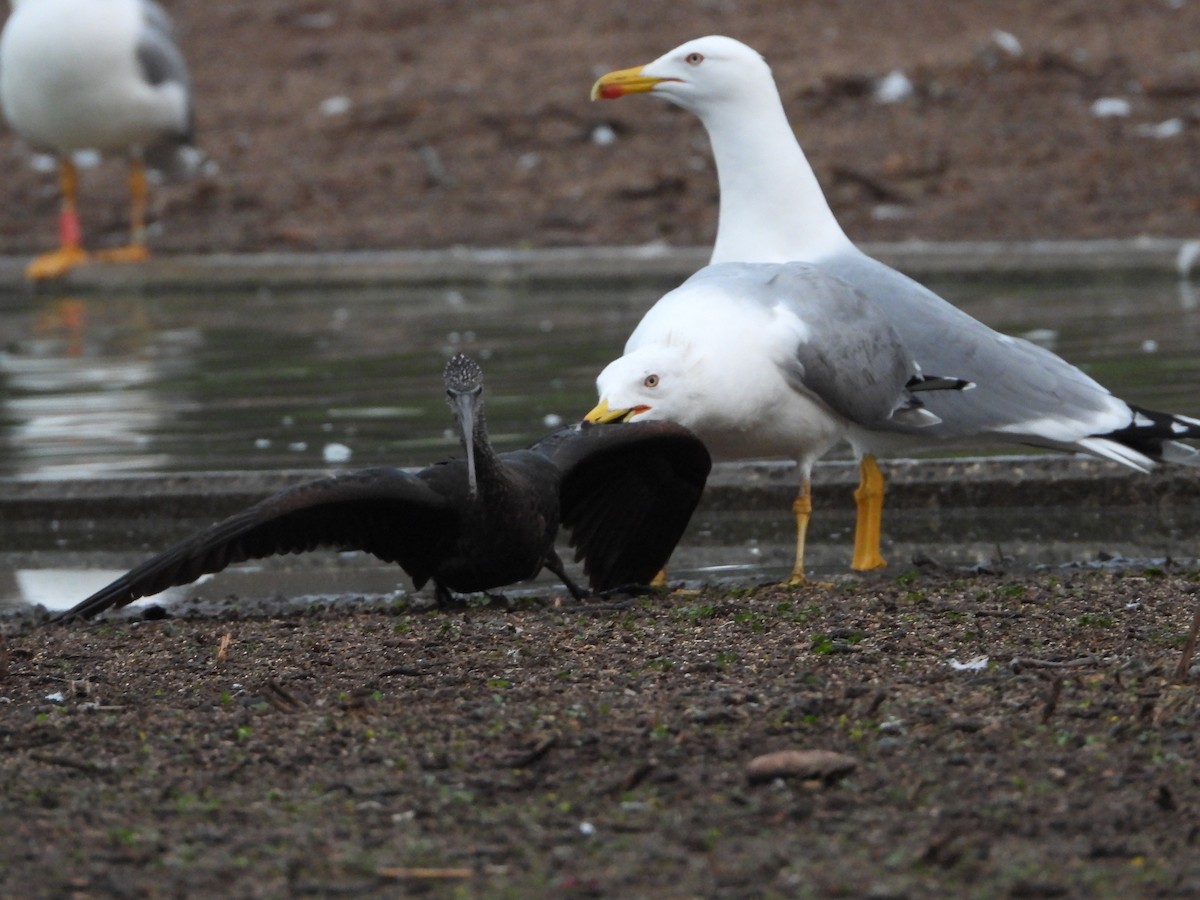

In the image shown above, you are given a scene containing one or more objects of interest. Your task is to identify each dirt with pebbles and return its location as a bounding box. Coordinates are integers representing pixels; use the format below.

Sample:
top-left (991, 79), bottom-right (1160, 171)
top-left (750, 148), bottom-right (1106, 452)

top-left (3, 565), bottom-right (1200, 897)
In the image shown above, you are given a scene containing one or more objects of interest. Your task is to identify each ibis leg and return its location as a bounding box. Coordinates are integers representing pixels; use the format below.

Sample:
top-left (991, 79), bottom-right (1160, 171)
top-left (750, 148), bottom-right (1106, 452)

top-left (544, 550), bottom-right (589, 600)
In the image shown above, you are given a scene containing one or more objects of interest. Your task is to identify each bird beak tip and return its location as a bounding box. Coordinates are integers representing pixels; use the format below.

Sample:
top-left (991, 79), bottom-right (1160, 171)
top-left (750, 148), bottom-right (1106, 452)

top-left (584, 399), bottom-right (648, 424)
top-left (590, 65), bottom-right (663, 101)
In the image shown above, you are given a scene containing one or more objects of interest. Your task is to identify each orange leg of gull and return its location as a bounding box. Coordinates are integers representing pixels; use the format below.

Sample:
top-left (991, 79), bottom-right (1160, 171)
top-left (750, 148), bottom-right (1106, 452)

top-left (94, 157), bottom-right (151, 265)
top-left (25, 158), bottom-right (91, 280)
top-left (851, 455), bottom-right (888, 571)
top-left (786, 478), bottom-right (814, 585)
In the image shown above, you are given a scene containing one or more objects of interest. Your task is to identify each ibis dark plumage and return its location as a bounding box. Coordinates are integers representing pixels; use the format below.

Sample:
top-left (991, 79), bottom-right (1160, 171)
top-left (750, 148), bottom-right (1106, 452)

top-left (55, 354), bottom-right (711, 621)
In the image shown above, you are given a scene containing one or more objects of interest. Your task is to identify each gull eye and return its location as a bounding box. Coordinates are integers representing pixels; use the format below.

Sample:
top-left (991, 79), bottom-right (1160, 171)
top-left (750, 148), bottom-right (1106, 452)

top-left (685, 52), bottom-right (704, 65)
top-left (643, 373), bottom-right (660, 388)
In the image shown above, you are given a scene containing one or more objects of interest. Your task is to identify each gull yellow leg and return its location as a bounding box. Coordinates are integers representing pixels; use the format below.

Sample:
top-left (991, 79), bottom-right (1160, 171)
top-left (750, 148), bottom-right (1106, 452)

top-left (787, 478), bottom-right (813, 586)
top-left (26, 158), bottom-right (91, 280)
top-left (94, 157), bottom-right (150, 264)
top-left (851, 455), bottom-right (888, 571)
top-left (650, 568), bottom-right (668, 589)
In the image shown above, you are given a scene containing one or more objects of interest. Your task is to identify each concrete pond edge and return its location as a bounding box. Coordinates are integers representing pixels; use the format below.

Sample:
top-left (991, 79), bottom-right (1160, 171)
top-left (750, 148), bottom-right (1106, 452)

top-left (1, 237), bottom-right (1198, 291)
top-left (3, 455), bottom-right (1199, 525)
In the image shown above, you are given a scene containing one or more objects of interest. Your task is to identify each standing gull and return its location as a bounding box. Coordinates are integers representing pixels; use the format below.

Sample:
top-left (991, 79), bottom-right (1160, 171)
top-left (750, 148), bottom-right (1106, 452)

top-left (586, 262), bottom-right (969, 584)
top-left (592, 35), bottom-right (1200, 569)
top-left (0, 0), bottom-right (194, 280)
top-left (56, 354), bottom-right (711, 620)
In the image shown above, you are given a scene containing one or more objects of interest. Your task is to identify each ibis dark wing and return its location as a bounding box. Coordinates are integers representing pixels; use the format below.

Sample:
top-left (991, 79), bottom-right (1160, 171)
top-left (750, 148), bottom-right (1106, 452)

top-left (56, 467), bottom-right (458, 621)
top-left (540, 422), bottom-right (711, 591)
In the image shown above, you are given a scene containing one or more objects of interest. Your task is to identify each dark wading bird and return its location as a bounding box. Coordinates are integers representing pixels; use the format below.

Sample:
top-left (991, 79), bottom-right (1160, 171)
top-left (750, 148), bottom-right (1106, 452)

top-left (55, 354), bottom-right (711, 621)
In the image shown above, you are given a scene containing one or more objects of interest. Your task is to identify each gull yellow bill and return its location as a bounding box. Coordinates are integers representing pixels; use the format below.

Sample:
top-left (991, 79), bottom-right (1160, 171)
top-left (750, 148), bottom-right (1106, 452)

top-left (584, 399), bottom-right (648, 423)
top-left (590, 65), bottom-right (677, 101)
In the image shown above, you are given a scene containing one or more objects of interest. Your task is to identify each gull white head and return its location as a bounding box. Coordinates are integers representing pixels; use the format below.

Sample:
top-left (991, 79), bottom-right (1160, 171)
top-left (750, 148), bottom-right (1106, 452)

top-left (591, 35), bottom-right (775, 116)
top-left (585, 345), bottom-right (699, 428)
top-left (591, 36), bottom-right (850, 263)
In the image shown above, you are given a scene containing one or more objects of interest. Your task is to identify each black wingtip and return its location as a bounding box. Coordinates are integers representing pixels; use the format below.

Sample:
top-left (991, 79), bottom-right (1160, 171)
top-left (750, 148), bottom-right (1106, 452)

top-left (1105, 404), bottom-right (1200, 462)
top-left (50, 592), bottom-right (120, 625)
top-left (907, 373), bottom-right (974, 393)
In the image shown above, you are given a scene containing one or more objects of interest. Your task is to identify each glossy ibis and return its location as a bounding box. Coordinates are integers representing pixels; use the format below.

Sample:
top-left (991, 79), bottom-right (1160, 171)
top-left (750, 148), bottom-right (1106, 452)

top-left (55, 354), bottom-right (710, 620)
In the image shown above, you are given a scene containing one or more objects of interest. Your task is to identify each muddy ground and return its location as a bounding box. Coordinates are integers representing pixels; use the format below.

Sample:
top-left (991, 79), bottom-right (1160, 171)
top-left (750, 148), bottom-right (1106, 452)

top-left (0, 1), bottom-right (1198, 259)
top-left (3, 1), bottom-right (1200, 897)
top-left (2, 567), bottom-right (1199, 897)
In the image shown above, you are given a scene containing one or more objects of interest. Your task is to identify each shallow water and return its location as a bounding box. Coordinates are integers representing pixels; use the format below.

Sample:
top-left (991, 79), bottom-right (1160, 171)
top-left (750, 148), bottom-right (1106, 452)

top-left (2, 275), bottom-right (1198, 479)
top-left (2, 272), bottom-right (1199, 611)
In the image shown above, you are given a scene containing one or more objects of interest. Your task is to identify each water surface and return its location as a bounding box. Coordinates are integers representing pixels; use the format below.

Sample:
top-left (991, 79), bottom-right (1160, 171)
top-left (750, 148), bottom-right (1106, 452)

top-left (3, 275), bottom-right (1198, 478)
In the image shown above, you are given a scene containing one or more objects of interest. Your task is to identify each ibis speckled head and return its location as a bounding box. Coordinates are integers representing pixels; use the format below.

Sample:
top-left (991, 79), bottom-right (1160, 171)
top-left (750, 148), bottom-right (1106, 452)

top-left (444, 354), bottom-right (485, 494)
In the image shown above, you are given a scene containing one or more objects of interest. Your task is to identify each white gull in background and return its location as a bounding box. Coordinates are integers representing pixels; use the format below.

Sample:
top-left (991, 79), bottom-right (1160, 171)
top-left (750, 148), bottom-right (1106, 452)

top-left (0, 0), bottom-right (195, 279)
top-left (586, 261), bottom-right (970, 583)
top-left (591, 35), bottom-right (1200, 572)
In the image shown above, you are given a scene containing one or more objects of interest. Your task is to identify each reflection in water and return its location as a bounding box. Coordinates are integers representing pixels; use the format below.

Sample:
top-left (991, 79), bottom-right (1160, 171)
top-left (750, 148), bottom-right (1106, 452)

top-left (0, 296), bottom-right (197, 478)
top-left (8, 568), bottom-right (193, 611)
top-left (1179, 278), bottom-right (1198, 312)
top-left (0, 276), bottom-right (1197, 478)
top-left (6, 390), bottom-right (172, 476)
top-left (0, 282), bottom-right (665, 476)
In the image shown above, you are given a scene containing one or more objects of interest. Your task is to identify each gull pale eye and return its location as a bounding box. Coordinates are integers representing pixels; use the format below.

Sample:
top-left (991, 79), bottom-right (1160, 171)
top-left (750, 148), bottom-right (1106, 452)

top-left (643, 373), bottom-right (660, 388)
top-left (685, 52), bottom-right (704, 65)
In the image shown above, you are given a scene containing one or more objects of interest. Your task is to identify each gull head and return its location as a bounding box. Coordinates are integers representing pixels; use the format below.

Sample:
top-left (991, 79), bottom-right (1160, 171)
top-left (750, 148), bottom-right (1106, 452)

top-left (591, 35), bottom-right (774, 114)
top-left (585, 345), bottom-right (698, 427)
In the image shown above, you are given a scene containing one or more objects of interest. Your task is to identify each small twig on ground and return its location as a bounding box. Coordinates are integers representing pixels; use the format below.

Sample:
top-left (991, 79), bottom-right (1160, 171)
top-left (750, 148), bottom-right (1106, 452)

top-left (1010, 655), bottom-right (1099, 673)
top-left (1173, 602), bottom-right (1200, 683)
top-left (377, 867), bottom-right (474, 880)
top-left (29, 753), bottom-right (106, 775)
top-left (260, 680), bottom-right (305, 712)
top-left (498, 733), bottom-right (557, 768)
top-left (1040, 677), bottom-right (1063, 724)
top-left (611, 759), bottom-right (656, 795)
top-left (215, 631), bottom-right (232, 664)
top-left (0, 733), bottom-right (62, 753)
top-left (569, 596), bottom-right (644, 614)
top-left (378, 666), bottom-right (425, 677)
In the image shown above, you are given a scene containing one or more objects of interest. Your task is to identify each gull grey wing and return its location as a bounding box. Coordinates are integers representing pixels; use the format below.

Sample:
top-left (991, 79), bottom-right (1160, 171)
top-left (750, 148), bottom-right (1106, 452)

top-left (822, 250), bottom-right (1134, 445)
top-left (136, 1), bottom-right (190, 89)
top-left (55, 468), bottom-right (457, 621)
top-left (136, 0), bottom-right (193, 148)
top-left (758, 263), bottom-right (917, 426)
top-left (538, 422), bottom-right (711, 591)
